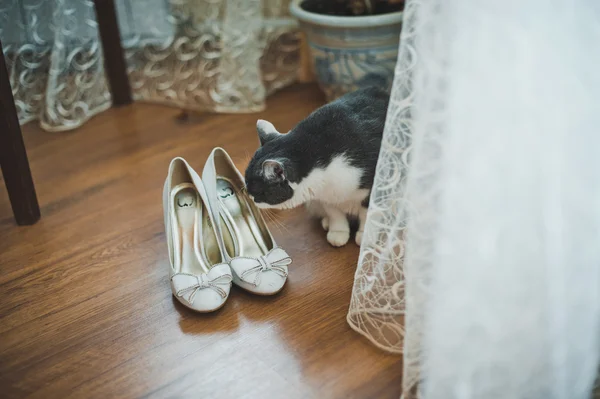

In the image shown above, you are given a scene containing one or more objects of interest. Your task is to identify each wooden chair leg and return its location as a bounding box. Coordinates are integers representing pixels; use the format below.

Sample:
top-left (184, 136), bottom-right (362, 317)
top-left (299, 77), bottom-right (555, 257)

top-left (0, 39), bottom-right (41, 226)
top-left (93, 0), bottom-right (132, 106)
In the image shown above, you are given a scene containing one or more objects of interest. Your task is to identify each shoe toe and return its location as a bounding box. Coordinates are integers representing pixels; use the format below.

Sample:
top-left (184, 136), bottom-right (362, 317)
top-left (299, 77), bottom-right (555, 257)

top-left (183, 287), bottom-right (229, 312)
top-left (229, 249), bottom-right (291, 295)
top-left (253, 268), bottom-right (287, 295)
top-left (171, 264), bottom-right (232, 312)
top-left (232, 266), bottom-right (288, 295)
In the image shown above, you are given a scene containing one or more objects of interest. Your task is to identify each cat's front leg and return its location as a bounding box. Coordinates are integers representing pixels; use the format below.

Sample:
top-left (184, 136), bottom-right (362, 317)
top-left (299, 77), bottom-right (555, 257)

top-left (355, 206), bottom-right (367, 246)
top-left (321, 204), bottom-right (350, 247)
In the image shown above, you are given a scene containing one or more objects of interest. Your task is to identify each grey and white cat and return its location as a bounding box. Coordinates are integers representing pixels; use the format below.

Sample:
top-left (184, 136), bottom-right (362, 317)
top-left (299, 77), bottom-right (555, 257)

top-left (244, 86), bottom-right (388, 247)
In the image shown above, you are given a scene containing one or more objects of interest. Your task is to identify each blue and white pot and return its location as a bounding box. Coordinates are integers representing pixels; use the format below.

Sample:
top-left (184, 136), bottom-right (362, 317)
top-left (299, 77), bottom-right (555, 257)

top-left (290, 0), bottom-right (403, 101)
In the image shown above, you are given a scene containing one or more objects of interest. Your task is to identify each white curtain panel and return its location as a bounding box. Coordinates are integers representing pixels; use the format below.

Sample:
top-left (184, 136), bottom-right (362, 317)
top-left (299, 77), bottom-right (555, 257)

top-left (0, 0), bottom-right (299, 132)
top-left (347, 0), bottom-right (417, 355)
top-left (349, 0), bottom-right (600, 398)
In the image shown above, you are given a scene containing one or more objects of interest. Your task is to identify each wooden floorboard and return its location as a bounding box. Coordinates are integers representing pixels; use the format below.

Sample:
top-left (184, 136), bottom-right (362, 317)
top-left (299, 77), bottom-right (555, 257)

top-left (0, 84), bottom-right (402, 399)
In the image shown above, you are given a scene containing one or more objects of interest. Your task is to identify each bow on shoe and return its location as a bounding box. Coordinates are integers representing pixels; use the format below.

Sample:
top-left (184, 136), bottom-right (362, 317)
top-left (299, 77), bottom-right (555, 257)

top-left (230, 247), bottom-right (292, 287)
top-left (171, 271), bottom-right (232, 304)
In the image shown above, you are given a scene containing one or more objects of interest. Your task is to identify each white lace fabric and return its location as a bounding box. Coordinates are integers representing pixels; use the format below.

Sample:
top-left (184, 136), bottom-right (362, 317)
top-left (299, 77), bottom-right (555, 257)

top-left (349, 0), bottom-right (600, 398)
top-left (347, 0), bottom-right (417, 360)
top-left (0, 0), bottom-right (299, 132)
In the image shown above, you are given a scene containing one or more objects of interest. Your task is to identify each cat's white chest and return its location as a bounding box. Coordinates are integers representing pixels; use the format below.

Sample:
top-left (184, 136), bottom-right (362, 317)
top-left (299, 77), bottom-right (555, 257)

top-left (291, 155), bottom-right (368, 213)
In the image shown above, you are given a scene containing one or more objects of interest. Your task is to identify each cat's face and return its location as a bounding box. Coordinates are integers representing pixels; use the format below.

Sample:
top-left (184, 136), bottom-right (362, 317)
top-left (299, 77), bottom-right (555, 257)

top-left (245, 120), bottom-right (295, 208)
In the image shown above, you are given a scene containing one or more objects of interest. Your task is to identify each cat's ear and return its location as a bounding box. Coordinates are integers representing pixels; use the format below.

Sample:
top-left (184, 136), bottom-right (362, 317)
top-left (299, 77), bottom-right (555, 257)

top-left (262, 160), bottom-right (285, 182)
top-left (257, 119), bottom-right (282, 146)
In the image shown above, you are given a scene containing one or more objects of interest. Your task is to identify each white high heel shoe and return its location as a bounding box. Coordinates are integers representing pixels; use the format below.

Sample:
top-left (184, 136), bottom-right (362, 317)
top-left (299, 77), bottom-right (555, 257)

top-left (163, 157), bottom-right (232, 312)
top-left (202, 148), bottom-right (292, 295)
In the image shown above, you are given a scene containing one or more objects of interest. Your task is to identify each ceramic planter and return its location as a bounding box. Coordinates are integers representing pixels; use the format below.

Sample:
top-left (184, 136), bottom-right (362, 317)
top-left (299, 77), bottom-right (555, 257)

top-left (290, 0), bottom-right (403, 101)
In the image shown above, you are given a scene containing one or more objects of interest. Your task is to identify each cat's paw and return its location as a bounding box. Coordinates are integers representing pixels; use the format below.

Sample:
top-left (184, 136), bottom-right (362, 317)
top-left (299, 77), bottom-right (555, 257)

top-left (321, 217), bottom-right (329, 231)
top-left (327, 230), bottom-right (350, 247)
top-left (355, 231), bottom-right (363, 246)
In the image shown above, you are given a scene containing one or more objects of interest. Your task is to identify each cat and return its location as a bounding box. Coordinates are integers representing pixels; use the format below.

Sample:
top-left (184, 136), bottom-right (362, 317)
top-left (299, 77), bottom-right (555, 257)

top-left (244, 86), bottom-right (389, 247)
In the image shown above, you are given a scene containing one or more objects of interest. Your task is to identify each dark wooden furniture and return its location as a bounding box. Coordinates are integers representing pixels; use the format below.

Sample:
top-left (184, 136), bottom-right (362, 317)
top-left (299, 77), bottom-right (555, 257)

top-left (0, 0), bottom-right (132, 225)
top-left (0, 38), bottom-right (40, 226)
top-left (93, 0), bottom-right (132, 106)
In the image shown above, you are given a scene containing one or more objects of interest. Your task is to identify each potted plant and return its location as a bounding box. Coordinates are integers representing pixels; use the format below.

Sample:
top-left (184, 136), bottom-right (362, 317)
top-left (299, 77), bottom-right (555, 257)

top-left (290, 0), bottom-right (404, 101)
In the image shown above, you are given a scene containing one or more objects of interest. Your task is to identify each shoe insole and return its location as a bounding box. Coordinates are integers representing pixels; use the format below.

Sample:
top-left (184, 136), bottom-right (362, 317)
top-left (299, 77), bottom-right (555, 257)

top-left (200, 204), bottom-right (222, 267)
top-left (216, 178), bottom-right (269, 259)
top-left (173, 185), bottom-right (228, 278)
top-left (174, 187), bottom-right (204, 275)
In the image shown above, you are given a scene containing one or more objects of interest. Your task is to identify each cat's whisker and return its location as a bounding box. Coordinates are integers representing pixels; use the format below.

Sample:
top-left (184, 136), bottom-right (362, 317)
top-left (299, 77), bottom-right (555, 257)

top-left (261, 208), bottom-right (279, 230)
top-left (273, 217), bottom-right (290, 234)
top-left (261, 209), bottom-right (286, 233)
top-left (264, 209), bottom-right (290, 233)
top-left (264, 209), bottom-right (279, 229)
top-left (270, 217), bottom-right (288, 234)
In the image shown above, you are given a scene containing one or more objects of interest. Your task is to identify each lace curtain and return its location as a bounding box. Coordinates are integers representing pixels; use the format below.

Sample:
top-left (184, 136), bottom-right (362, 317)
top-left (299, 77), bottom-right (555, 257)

top-left (349, 0), bottom-right (600, 398)
top-left (0, 0), bottom-right (299, 132)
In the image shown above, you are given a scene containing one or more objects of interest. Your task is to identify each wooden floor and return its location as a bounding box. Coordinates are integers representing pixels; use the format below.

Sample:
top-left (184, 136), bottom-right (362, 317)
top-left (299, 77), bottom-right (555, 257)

top-left (0, 84), bottom-right (402, 399)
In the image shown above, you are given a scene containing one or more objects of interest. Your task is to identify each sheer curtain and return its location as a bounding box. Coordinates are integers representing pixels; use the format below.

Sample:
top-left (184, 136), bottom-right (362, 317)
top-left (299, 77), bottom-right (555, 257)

top-left (0, 0), bottom-right (299, 132)
top-left (349, 0), bottom-right (600, 398)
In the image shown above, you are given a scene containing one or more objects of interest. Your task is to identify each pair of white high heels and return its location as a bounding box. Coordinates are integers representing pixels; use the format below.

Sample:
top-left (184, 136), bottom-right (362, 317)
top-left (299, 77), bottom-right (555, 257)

top-left (163, 148), bottom-right (292, 312)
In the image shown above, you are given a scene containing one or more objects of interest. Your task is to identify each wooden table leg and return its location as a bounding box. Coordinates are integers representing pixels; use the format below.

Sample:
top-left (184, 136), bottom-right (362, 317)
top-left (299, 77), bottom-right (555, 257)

top-left (297, 32), bottom-right (316, 83)
top-left (93, 0), bottom-right (132, 106)
top-left (0, 39), bottom-right (41, 226)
